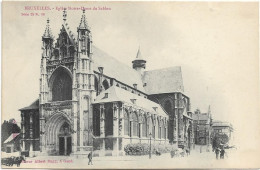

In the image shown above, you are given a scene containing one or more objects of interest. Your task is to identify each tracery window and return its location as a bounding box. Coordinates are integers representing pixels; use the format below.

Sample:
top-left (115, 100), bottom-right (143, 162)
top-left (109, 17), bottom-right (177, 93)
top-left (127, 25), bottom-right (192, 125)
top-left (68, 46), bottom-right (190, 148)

top-left (52, 70), bottom-right (72, 101)
top-left (69, 46), bottom-right (74, 57)
top-left (61, 46), bottom-right (67, 58)
top-left (158, 119), bottom-right (161, 139)
top-left (105, 107), bottom-right (113, 136)
top-left (142, 115), bottom-right (147, 137)
top-left (124, 110), bottom-right (129, 136)
top-left (133, 112), bottom-right (138, 137)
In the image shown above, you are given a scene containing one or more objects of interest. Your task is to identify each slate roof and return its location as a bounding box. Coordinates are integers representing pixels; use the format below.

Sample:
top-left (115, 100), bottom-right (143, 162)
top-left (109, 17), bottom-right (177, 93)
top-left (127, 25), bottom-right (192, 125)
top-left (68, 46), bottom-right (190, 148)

top-left (212, 121), bottom-right (232, 127)
top-left (4, 133), bottom-right (20, 144)
top-left (192, 113), bottom-right (210, 121)
top-left (142, 66), bottom-right (184, 95)
top-left (92, 46), bottom-right (145, 92)
top-left (19, 99), bottom-right (39, 111)
top-left (93, 85), bottom-right (169, 118)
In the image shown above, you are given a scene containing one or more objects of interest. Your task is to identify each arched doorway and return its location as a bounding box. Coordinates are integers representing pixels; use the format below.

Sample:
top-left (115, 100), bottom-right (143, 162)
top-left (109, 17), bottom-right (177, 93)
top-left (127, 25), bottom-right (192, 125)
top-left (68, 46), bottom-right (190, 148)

top-left (58, 122), bottom-right (72, 156)
top-left (45, 112), bottom-right (72, 156)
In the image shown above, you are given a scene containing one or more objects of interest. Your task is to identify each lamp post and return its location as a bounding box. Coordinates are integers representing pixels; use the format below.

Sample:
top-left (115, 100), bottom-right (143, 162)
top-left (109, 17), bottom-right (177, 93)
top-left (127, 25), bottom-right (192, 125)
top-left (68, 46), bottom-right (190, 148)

top-left (149, 132), bottom-right (152, 159)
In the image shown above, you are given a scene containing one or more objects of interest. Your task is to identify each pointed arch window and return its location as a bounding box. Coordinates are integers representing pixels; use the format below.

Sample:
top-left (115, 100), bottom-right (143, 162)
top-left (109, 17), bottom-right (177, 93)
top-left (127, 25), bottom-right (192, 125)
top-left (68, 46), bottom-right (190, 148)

top-left (124, 110), bottom-right (129, 136)
top-left (52, 68), bottom-right (72, 101)
top-left (61, 46), bottom-right (67, 58)
top-left (132, 112), bottom-right (138, 137)
top-left (105, 107), bottom-right (113, 136)
top-left (62, 32), bottom-right (67, 44)
top-left (142, 115), bottom-right (148, 137)
top-left (54, 49), bottom-right (59, 60)
top-left (94, 76), bottom-right (99, 96)
top-left (69, 46), bottom-right (74, 57)
top-left (158, 119), bottom-right (161, 139)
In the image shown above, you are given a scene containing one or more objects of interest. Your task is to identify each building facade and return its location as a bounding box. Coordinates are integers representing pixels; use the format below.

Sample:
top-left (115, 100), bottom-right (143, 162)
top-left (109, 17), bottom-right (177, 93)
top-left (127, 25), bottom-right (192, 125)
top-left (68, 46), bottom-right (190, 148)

top-left (20, 10), bottom-right (193, 157)
top-left (192, 108), bottom-right (212, 145)
top-left (212, 121), bottom-right (234, 145)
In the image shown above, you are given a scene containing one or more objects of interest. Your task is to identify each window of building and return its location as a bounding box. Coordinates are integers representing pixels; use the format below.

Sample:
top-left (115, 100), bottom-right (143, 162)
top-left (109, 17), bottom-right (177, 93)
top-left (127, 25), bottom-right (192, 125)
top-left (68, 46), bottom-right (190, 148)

top-left (132, 112), bottom-right (138, 137)
top-left (124, 110), bottom-right (129, 136)
top-left (52, 68), bottom-right (72, 101)
top-left (105, 107), bottom-right (113, 136)
top-left (142, 115), bottom-right (147, 137)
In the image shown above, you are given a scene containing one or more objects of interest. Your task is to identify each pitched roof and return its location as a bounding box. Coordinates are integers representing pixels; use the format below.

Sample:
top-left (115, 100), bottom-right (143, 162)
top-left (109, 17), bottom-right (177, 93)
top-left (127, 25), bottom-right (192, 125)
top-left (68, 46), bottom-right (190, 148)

top-left (4, 133), bottom-right (20, 144)
top-left (19, 99), bottom-right (39, 111)
top-left (192, 113), bottom-right (210, 121)
top-left (212, 121), bottom-right (232, 127)
top-left (142, 66), bottom-right (184, 95)
top-left (92, 46), bottom-right (145, 92)
top-left (93, 86), bottom-right (169, 118)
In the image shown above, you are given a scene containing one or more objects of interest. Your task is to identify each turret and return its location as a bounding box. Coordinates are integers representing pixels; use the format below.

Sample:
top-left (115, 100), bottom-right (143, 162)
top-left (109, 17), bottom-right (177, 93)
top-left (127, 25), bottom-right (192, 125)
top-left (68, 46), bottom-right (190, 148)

top-left (40, 18), bottom-right (53, 104)
top-left (42, 18), bottom-right (54, 58)
top-left (77, 9), bottom-right (92, 57)
top-left (132, 47), bottom-right (146, 75)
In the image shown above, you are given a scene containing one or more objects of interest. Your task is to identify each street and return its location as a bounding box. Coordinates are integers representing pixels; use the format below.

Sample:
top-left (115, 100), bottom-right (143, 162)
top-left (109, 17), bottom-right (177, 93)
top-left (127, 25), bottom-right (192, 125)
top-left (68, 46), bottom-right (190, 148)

top-left (1, 145), bottom-right (240, 169)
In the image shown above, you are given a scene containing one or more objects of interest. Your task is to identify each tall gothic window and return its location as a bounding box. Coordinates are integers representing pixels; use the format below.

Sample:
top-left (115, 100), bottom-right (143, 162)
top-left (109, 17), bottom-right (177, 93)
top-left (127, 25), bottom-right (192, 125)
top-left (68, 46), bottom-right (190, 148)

top-left (61, 46), bottom-right (67, 58)
top-left (52, 69), bottom-right (72, 101)
top-left (94, 76), bottom-right (99, 96)
top-left (54, 49), bottom-right (59, 60)
top-left (124, 110), bottom-right (129, 136)
top-left (93, 107), bottom-right (100, 136)
top-left (69, 46), bottom-right (74, 57)
top-left (132, 112), bottom-right (138, 137)
top-left (105, 107), bottom-right (113, 136)
top-left (142, 115), bottom-right (147, 137)
top-left (62, 32), bottom-right (67, 44)
top-left (158, 119), bottom-right (161, 139)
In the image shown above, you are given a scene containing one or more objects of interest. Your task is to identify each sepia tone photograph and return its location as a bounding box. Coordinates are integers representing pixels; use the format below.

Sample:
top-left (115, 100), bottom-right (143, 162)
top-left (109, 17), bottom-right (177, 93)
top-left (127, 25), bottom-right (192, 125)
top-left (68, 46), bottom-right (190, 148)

top-left (1, 1), bottom-right (259, 169)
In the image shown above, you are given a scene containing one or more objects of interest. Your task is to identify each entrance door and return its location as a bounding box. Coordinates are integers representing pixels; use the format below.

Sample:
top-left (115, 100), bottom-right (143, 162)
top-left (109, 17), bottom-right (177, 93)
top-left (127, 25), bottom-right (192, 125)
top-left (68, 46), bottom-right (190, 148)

top-left (59, 137), bottom-right (65, 155)
top-left (66, 137), bottom-right (72, 155)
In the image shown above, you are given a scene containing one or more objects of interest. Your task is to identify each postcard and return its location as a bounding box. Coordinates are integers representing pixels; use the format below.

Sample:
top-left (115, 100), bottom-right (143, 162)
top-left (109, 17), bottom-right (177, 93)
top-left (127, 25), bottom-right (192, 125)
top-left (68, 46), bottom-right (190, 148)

top-left (1, 1), bottom-right (259, 169)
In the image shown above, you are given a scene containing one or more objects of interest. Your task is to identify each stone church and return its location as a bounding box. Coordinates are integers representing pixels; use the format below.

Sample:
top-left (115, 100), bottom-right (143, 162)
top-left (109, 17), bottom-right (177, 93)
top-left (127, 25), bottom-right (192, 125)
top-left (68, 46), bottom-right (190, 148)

top-left (19, 10), bottom-right (193, 157)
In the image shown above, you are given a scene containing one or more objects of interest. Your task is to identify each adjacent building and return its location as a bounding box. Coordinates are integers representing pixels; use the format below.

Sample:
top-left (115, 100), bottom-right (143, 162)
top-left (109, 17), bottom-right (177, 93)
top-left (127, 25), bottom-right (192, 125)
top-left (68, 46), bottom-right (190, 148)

top-left (192, 107), bottom-right (212, 145)
top-left (212, 121), bottom-right (234, 145)
top-left (19, 10), bottom-right (193, 157)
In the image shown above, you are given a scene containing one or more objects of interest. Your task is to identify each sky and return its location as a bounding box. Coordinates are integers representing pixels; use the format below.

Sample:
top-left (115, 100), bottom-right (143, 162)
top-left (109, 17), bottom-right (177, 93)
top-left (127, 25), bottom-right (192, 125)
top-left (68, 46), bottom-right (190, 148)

top-left (2, 2), bottom-right (260, 153)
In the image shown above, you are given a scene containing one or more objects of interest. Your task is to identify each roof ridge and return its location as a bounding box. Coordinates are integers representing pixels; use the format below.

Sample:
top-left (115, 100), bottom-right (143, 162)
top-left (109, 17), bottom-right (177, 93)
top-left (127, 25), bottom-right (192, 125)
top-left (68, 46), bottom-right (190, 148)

top-left (144, 66), bottom-right (181, 73)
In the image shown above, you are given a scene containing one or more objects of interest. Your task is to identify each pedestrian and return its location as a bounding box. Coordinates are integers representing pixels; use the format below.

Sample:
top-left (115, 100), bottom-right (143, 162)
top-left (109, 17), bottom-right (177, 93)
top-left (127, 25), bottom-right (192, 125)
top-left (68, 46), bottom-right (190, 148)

top-left (88, 151), bottom-right (93, 165)
top-left (220, 148), bottom-right (225, 159)
top-left (215, 147), bottom-right (220, 160)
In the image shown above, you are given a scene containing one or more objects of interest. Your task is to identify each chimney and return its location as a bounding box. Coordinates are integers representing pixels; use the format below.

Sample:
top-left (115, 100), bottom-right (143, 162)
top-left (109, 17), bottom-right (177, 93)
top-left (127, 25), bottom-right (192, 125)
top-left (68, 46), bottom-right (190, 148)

top-left (133, 83), bottom-right (137, 89)
top-left (104, 92), bottom-right (109, 98)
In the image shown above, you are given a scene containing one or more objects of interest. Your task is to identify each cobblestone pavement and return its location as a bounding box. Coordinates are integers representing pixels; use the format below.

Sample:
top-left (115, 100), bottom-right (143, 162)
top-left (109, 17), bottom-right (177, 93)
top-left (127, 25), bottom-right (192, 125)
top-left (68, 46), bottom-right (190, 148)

top-left (2, 145), bottom-right (239, 169)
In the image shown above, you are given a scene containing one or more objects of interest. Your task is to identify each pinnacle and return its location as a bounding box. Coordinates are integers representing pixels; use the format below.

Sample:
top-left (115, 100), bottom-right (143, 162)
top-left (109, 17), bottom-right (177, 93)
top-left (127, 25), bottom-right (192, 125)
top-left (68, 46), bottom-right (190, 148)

top-left (78, 9), bottom-right (89, 30)
top-left (43, 18), bottom-right (54, 39)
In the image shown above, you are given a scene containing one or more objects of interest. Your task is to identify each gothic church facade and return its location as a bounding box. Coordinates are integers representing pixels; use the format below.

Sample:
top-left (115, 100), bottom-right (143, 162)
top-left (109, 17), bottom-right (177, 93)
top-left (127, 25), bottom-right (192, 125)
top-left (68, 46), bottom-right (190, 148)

top-left (19, 10), bottom-right (193, 157)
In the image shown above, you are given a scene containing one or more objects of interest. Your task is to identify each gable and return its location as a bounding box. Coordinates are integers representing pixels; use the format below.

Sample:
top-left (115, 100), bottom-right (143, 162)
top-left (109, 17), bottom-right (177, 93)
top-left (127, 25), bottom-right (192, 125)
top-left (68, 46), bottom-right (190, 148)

top-left (142, 66), bottom-right (184, 95)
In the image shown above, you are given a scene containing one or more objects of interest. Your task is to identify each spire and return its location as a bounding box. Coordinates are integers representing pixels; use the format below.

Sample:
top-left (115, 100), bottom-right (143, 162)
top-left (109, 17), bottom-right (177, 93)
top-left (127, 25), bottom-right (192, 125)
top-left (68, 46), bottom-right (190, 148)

top-left (42, 18), bottom-right (54, 39)
top-left (78, 9), bottom-right (90, 30)
top-left (132, 46), bottom-right (146, 74)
